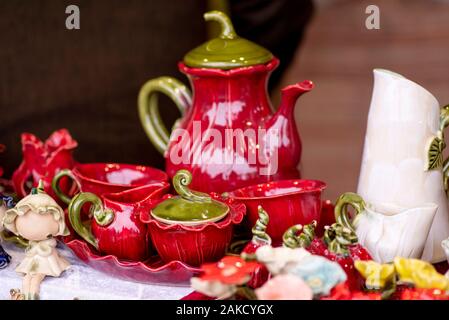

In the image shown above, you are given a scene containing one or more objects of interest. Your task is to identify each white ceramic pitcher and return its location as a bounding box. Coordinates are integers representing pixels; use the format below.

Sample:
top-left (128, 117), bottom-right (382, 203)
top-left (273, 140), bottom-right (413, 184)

top-left (335, 192), bottom-right (437, 263)
top-left (357, 69), bottom-right (449, 262)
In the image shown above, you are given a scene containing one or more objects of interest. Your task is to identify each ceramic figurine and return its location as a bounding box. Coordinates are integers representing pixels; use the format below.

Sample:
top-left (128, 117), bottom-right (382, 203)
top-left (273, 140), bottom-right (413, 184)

top-left (335, 192), bottom-right (438, 263)
top-left (357, 69), bottom-right (449, 262)
top-left (139, 10), bottom-right (314, 194)
top-left (282, 220), bottom-right (372, 291)
top-left (12, 129), bottom-right (78, 200)
top-left (3, 181), bottom-right (70, 300)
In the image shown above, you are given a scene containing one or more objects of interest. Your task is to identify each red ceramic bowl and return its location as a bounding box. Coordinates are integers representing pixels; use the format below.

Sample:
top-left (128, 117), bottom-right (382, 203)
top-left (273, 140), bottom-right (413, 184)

top-left (72, 162), bottom-right (168, 195)
top-left (228, 179), bottom-right (327, 245)
top-left (140, 195), bottom-right (245, 267)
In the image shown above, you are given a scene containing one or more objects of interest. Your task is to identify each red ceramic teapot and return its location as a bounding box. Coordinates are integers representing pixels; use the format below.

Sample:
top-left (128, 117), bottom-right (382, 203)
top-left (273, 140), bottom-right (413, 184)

top-left (138, 11), bottom-right (313, 194)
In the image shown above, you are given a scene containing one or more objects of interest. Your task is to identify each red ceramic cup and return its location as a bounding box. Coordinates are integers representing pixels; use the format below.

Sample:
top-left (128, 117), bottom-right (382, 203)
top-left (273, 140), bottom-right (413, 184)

top-left (52, 162), bottom-right (168, 205)
top-left (228, 179), bottom-right (327, 245)
top-left (140, 195), bottom-right (245, 266)
top-left (67, 182), bottom-right (169, 261)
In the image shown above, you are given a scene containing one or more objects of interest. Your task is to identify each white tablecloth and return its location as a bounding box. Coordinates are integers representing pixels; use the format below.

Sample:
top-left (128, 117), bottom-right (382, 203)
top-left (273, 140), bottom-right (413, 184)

top-left (0, 241), bottom-right (192, 300)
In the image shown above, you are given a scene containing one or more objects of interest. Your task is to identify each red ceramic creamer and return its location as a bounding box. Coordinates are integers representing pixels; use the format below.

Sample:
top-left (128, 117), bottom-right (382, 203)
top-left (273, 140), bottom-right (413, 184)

top-left (68, 182), bottom-right (169, 261)
top-left (138, 11), bottom-right (313, 193)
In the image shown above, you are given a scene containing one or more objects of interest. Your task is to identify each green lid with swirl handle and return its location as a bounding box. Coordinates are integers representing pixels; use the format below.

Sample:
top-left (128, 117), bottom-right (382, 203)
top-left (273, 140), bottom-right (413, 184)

top-left (150, 170), bottom-right (229, 226)
top-left (183, 10), bottom-right (273, 69)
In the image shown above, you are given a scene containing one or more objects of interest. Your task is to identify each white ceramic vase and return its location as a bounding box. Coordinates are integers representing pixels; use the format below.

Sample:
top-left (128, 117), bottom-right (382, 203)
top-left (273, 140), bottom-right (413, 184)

top-left (357, 69), bottom-right (449, 262)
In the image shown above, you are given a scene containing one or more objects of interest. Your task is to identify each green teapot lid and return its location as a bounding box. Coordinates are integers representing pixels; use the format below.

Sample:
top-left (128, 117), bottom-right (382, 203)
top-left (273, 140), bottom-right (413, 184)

top-left (151, 170), bottom-right (229, 226)
top-left (183, 10), bottom-right (273, 70)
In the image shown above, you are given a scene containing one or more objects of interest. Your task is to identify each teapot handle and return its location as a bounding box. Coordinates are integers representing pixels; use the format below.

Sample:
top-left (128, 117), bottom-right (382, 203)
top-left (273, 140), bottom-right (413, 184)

top-left (138, 77), bottom-right (192, 154)
top-left (334, 192), bottom-right (366, 233)
top-left (68, 192), bottom-right (114, 250)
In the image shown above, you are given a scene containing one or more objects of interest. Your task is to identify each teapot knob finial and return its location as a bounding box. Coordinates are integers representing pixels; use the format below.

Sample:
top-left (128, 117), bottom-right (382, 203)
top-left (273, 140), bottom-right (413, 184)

top-left (173, 169), bottom-right (212, 203)
top-left (204, 10), bottom-right (237, 39)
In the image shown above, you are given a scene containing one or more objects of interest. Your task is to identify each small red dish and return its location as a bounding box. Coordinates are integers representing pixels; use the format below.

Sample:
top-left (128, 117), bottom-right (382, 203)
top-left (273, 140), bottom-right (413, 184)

top-left (63, 238), bottom-right (200, 286)
top-left (140, 195), bottom-right (246, 267)
top-left (228, 179), bottom-right (327, 244)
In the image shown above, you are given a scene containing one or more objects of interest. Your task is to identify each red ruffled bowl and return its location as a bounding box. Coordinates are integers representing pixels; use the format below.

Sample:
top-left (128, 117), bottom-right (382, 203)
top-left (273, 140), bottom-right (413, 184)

top-left (140, 195), bottom-right (246, 266)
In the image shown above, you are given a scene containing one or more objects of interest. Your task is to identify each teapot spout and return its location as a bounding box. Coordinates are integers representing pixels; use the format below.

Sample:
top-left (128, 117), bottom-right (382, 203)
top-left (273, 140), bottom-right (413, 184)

top-left (274, 80), bottom-right (314, 118)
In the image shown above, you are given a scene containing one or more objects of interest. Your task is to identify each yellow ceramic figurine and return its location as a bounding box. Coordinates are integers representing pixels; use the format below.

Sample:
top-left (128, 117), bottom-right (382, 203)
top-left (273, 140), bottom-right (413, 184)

top-left (354, 260), bottom-right (395, 290)
top-left (394, 257), bottom-right (449, 290)
top-left (2, 181), bottom-right (70, 300)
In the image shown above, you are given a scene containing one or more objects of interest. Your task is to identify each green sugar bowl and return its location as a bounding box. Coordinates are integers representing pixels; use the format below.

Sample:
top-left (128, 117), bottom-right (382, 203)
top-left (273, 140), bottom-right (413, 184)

top-left (150, 170), bottom-right (229, 226)
top-left (142, 170), bottom-right (245, 266)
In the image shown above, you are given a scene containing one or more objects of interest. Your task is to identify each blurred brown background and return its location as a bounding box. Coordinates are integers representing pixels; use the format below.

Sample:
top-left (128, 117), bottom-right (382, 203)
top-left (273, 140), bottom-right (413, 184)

top-left (1, 0), bottom-right (449, 202)
top-left (281, 0), bottom-right (449, 201)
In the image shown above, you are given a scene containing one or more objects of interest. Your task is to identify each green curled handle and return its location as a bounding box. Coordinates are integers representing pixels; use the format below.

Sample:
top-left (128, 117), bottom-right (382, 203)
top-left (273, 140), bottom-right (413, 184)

top-left (52, 169), bottom-right (80, 205)
top-left (68, 192), bottom-right (114, 249)
top-left (282, 220), bottom-right (316, 249)
top-left (334, 192), bottom-right (366, 233)
top-left (204, 10), bottom-right (237, 39)
top-left (173, 170), bottom-right (211, 203)
top-left (138, 77), bottom-right (192, 154)
top-left (282, 224), bottom-right (303, 249)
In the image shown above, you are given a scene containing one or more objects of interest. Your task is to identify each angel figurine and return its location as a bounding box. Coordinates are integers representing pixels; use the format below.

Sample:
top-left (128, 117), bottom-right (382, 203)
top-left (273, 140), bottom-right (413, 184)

top-left (3, 181), bottom-right (70, 300)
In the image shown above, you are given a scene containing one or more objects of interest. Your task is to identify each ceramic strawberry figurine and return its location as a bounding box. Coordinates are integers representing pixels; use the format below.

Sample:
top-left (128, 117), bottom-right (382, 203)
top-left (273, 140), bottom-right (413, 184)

top-left (283, 221), bottom-right (372, 291)
top-left (3, 181), bottom-right (70, 300)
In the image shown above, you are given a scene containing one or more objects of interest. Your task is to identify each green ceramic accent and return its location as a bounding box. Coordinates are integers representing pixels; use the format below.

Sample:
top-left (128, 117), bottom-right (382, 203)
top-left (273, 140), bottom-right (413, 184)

top-left (251, 206), bottom-right (271, 245)
top-left (0, 230), bottom-right (28, 248)
top-left (323, 222), bottom-right (358, 256)
top-left (334, 192), bottom-right (366, 234)
top-left (282, 221), bottom-right (317, 249)
top-left (68, 192), bottom-right (115, 249)
top-left (52, 169), bottom-right (79, 205)
top-left (183, 10), bottom-right (273, 69)
top-left (427, 105), bottom-right (449, 171)
top-left (151, 170), bottom-right (229, 225)
top-left (138, 77), bottom-right (192, 154)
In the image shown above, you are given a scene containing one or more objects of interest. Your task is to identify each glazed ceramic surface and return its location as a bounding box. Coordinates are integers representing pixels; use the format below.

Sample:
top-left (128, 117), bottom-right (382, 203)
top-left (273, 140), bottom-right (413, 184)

top-left (335, 192), bottom-right (438, 263)
top-left (357, 69), bottom-right (449, 262)
top-left (138, 11), bottom-right (313, 194)
top-left (64, 238), bottom-right (200, 286)
top-left (12, 129), bottom-right (77, 199)
top-left (141, 195), bottom-right (245, 267)
top-left (68, 182), bottom-right (169, 261)
top-left (228, 179), bottom-right (326, 244)
top-left (151, 170), bottom-right (229, 226)
top-left (52, 162), bottom-right (168, 205)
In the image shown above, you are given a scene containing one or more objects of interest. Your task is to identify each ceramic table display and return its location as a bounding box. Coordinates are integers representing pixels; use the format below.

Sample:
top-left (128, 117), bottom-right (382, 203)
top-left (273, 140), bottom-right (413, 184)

top-left (334, 192), bottom-right (438, 264)
top-left (52, 162), bottom-right (168, 205)
top-left (12, 129), bottom-right (78, 200)
top-left (138, 10), bottom-right (314, 194)
top-left (228, 179), bottom-right (326, 244)
top-left (2, 181), bottom-right (70, 300)
top-left (140, 170), bottom-right (245, 266)
top-left (357, 69), bottom-right (449, 263)
top-left (67, 181), bottom-right (169, 261)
